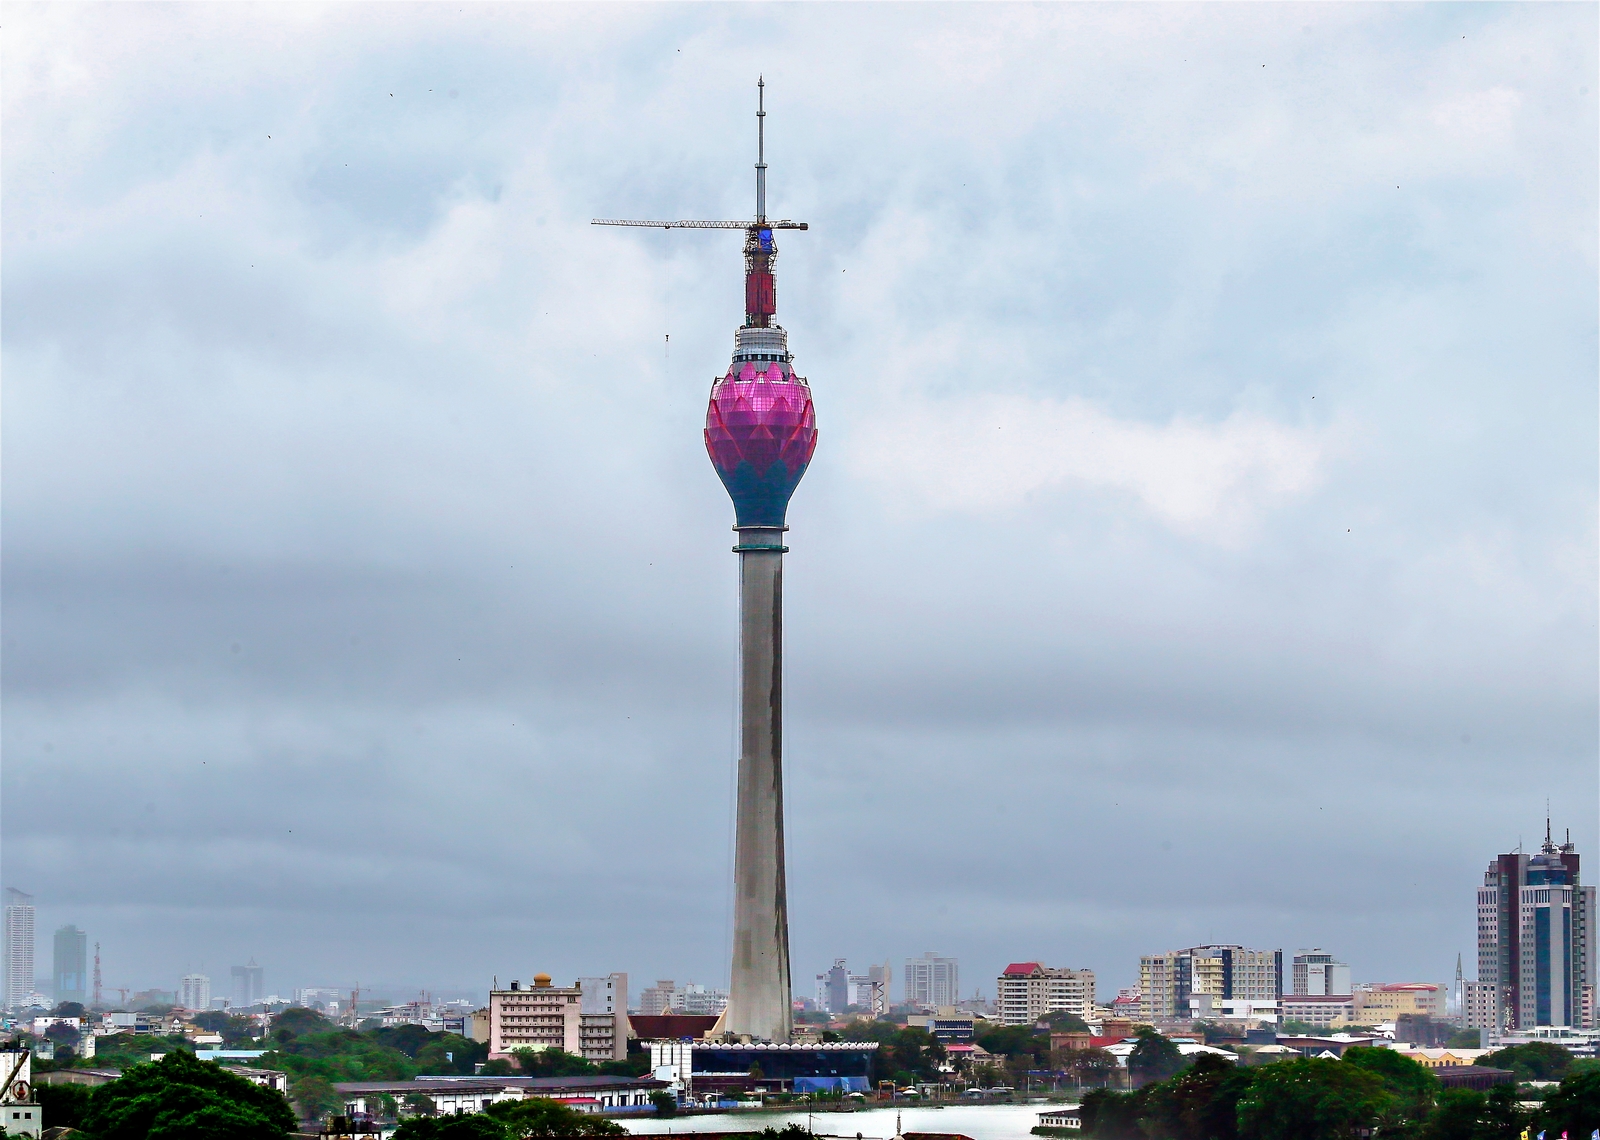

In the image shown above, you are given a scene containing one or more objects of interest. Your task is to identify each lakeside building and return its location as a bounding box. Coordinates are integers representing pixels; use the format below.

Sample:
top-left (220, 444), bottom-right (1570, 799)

top-left (647, 1040), bottom-right (876, 1099)
top-left (335, 1074), bottom-right (666, 1118)
top-left (1139, 946), bottom-right (1281, 1022)
top-left (996, 962), bottom-right (1096, 1025)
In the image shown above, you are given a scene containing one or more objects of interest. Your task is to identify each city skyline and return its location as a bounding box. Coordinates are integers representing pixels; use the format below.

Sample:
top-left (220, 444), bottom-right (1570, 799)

top-left (2, 5), bottom-right (1595, 999)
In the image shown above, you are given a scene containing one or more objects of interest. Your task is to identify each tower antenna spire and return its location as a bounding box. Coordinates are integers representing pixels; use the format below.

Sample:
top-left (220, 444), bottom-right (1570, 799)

top-left (756, 77), bottom-right (767, 223)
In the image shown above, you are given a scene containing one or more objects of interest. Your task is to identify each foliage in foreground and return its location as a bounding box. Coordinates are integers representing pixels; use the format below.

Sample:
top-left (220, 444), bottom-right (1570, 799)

top-left (394, 1097), bottom-right (628, 1140)
top-left (80, 1050), bottom-right (298, 1140)
top-left (1077, 1042), bottom-right (1600, 1140)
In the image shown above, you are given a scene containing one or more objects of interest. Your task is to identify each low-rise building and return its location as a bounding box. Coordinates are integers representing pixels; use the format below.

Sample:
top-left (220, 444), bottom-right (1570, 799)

top-left (1355, 983), bottom-right (1444, 1023)
top-left (1388, 1047), bottom-right (1493, 1070)
top-left (488, 975), bottom-right (580, 1060)
top-left (335, 1074), bottom-right (666, 1117)
top-left (1280, 994), bottom-right (1356, 1030)
top-left (996, 963), bottom-right (1096, 1026)
top-left (647, 1040), bottom-right (877, 1099)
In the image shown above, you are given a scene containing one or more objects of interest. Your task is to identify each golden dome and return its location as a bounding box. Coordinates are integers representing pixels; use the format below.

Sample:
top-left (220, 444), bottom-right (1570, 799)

top-left (533, 973), bottom-right (553, 988)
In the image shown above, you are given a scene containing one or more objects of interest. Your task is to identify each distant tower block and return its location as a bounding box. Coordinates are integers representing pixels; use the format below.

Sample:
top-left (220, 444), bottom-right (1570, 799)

top-left (594, 79), bottom-right (814, 1042)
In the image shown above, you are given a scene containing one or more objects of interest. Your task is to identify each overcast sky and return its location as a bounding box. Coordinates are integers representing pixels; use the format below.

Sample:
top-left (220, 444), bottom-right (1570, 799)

top-left (4, 3), bottom-right (1595, 1006)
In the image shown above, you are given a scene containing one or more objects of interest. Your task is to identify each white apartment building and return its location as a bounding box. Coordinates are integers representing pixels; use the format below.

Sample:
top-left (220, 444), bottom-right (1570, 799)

top-left (488, 974), bottom-right (581, 1060)
top-left (904, 954), bottom-right (959, 1009)
top-left (178, 974), bottom-right (212, 1012)
top-left (1140, 946), bottom-right (1281, 1022)
top-left (1291, 950), bottom-right (1352, 997)
top-left (4, 891), bottom-right (35, 1011)
top-left (996, 962), bottom-right (1096, 1026)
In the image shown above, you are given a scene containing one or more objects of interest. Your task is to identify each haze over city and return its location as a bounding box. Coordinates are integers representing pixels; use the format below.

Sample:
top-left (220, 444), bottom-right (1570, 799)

top-left (3, 1), bottom-right (1595, 1009)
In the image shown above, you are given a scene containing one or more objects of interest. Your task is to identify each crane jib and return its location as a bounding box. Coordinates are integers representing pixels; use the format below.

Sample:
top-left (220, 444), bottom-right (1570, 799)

top-left (590, 219), bottom-right (808, 231)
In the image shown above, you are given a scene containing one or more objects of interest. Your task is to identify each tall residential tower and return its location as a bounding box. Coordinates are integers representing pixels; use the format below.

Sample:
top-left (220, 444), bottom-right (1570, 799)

top-left (595, 82), bottom-right (814, 1042)
top-left (3, 890), bottom-right (35, 1010)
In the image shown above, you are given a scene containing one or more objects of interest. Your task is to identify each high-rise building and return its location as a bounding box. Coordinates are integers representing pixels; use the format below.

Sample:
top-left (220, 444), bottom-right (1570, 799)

top-left (596, 82), bottom-right (816, 1044)
top-left (822, 960), bottom-right (849, 1014)
top-left (4, 890), bottom-right (35, 1010)
top-left (849, 964), bottom-right (890, 1016)
top-left (904, 953), bottom-right (959, 1009)
top-left (52, 926), bottom-right (87, 1005)
top-left (996, 962), bottom-right (1097, 1025)
top-left (1477, 825), bottom-right (1595, 1030)
top-left (1291, 949), bottom-right (1352, 997)
top-left (231, 961), bottom-right (264, 1008)
top-left (1140, 946), bottom-right (1282, 1022)
top-left (1462, 981), bottom-right (1499, 1032)
top-left (178, 973), bottom-right (211, 1011)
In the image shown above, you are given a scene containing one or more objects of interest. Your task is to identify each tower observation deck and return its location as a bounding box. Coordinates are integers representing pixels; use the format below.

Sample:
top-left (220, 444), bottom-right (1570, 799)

top-left (594, 80), bottom-right (814, 1043)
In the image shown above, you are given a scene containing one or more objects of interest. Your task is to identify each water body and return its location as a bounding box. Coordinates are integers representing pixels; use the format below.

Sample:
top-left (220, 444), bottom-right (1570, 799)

top-left (623, 1104), bottom-right (1063, 1140)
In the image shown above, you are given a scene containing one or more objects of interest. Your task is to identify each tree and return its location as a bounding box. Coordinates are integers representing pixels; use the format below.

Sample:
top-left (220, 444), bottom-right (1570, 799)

top-left (404, 1092), bottom-right (438, 1117)
top-left (1482, 1042), bottom-right (1572, 1083)
top-left (1077, 1085), bottom-right (1153, 1138)
top-left (45, 1021), bottom-right (83, 1051)
top-left (484, 1096), bottom-right (626, 1137)
top-left (81, 1050), bottom-right (297, 1140)
top-left (1420, 1085), bottom-right (1526, 1140)
top-left (292, 1075), bottom-right (343, 1122)
top-left (1127, 1028), bottom-right (1185, 1087)
top-left (841, 1022), bottom-right (946, 1084)
top-left (1039, 1011), bottom-right (1091, 1033)
top-left (1235, 1057), bottom-right (1394, 1140)
top-left (1444, 1028), bottom-right (1483, 1050)
top-left (976, 1023), bottom-right (1050, 1065)
top-left (1537, 1067), bottom-right (1600, 1138)
top-left (1054, 1047), bottom-right (1119, 1089)
top-left (395, 1115), bottom-right (511, 1140)
top-left (1140, 1051), bottom-right (1255, 1140)
top-left (36, 1082), bottom-right (94, 1130)
top-left (513, 1048), bottom-right (596, 1078)
top-left (193, 1010), bottom-right (260, 1046)
top-left (52, 1002), bottom-right (88, 1020)
top-left (271, 1007), bottom-right (334, 1043)
top-left (650, 1090), bottom-right (677, 1117)
top-left (479, 1059), bottom-right (516, 1076)
top-left (1341, 1044), bottom-right (1439, 1128)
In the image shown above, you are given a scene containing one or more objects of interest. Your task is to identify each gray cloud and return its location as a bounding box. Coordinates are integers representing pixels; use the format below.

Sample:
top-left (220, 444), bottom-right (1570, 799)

top-left (3, 3), bottom-right (1594, 1001)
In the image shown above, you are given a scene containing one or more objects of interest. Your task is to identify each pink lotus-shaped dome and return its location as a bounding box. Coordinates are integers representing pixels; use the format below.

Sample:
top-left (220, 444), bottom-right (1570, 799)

top-left (705, 361), bottom-right (817, 527)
